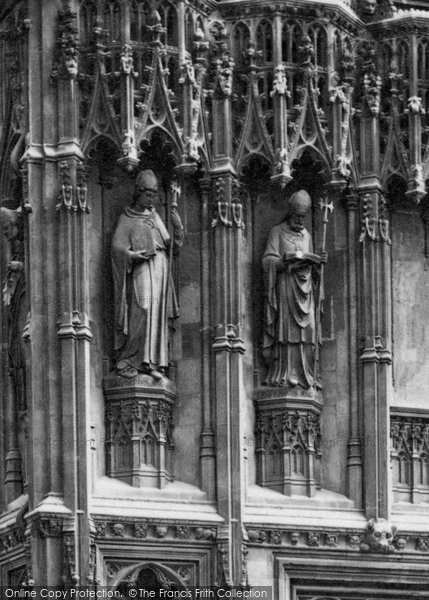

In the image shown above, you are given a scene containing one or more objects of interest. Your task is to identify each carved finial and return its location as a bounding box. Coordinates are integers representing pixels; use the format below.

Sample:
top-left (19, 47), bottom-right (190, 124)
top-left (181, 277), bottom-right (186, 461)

top-left (52, 7), bottom-right (79, 80)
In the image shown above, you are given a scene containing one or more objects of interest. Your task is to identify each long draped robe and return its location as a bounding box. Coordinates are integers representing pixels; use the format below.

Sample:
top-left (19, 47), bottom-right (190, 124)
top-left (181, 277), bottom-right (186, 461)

top-left (112, 206), bottom-right (180, 371)
top-left (262, 221), bottom-right (319, 388)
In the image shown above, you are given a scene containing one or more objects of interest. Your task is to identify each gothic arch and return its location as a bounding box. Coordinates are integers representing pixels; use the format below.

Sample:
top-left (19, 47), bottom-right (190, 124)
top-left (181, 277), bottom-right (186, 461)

top-left (85, 134), bottom-right (120, 165)
top-left (293, 145), bottom-right (332, 184)
top-left (110, 561), bottom-right (187, 590)
top-left (256, 19), bottom-right (273, 63)
top-left (232, 21), bottom-right (250, 67)
top-left (140, 126), bottom-right (182, 169)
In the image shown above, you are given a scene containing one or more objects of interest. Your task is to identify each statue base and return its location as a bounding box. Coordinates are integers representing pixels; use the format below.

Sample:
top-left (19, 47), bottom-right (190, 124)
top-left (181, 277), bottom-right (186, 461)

top-left (103, 373), bottom-right (176, 489)
top-left (253, 386), bottom-right (322, 497)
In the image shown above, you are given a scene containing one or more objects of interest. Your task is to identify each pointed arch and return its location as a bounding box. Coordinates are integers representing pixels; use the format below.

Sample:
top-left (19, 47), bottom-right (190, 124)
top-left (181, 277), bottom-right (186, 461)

top-left (383, 43), bottom-right (393, 76)
top-left (111, 562), bottom-right (188, 590)
top-left (256, 19), bottom-right (273, 63)
top-left (139, 127), bottom-right (181, 180)
top-left (292, 24), bottom-right (302, 64)
top-left (232, 22), bottom-right (250, 68)
top-left (234, 79), bottom-right (274, 172)
top-left (79, 0), bottom-right (96, 46)
top-left (333, 30), bottom-right (342, 73)
top-left (165, 3), bottom-right (178, 47)
top-left (289, 146), bottom-right (331, 193)
top-left (85, 135), bottom-right (121, 170)
top-left (185, 8), bottom-right (194, 50)
top-left (386, 173), bottom-right (407, 209)
top-left (398, 40), bottom-right (409, 80)
top-left (282, 23), bottom-right (292, 63)
top-left (314, 26), bottom-right (328, 68)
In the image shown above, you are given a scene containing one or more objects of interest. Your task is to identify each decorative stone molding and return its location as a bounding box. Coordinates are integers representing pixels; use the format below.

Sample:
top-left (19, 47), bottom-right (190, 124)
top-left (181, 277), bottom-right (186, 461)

top-left (210, 21), bottom-right (234, 99)
top-left (244, 526), bottom-right (429, 554)
top-left (34, 517), bottom-right (63, 539)
top-left (104, 374), bottom-right (176, 489)
top-left (56, 160), bottom-right (90, 213)
top-left (0, 529), bottom-right (24, 554)
top-left (93, 519), bottom-right (217, 542)
top-left (106, 560), bottom-right (198, 589)
top-left (254, 392), bottom-right (322, 497)
top-left (390, 412), bottom-right (429, 503)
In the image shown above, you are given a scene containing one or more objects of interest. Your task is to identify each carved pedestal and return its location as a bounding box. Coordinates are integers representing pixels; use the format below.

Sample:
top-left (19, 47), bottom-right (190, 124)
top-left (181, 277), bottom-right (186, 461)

top-left (103, 374), bottom-right (176, 488)
top-left (254, 388), bottom-right (322, 497)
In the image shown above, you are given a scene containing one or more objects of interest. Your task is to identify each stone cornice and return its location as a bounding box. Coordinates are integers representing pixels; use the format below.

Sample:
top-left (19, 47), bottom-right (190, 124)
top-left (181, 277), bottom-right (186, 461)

top-left (185, 0), bottom-right (218, 16)
top-left (245, 525), bottom-right (429, 557)
top-left (217, 0), bottom-right (364, 34)
top-left (369, 10), bottom-right (429, 35)
top-left (93, 518), bottom-right (218, 542)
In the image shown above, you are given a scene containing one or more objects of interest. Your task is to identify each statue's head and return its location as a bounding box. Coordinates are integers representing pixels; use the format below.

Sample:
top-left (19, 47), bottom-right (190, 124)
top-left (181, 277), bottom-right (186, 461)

top-left (286, 190), bottom-right (311, 233)
top-left (361, 0), bottom-right (376, 15)
top-left (134, 169), bottom-right (159, 211)
top-left (0, 206), bottom-right (21, 242)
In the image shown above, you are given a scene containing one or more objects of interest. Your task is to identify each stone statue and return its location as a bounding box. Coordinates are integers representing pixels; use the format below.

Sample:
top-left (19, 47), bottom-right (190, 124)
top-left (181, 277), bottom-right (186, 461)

top-left (360, 0), bottom-right (376, 15)
top-left (1, 207), bottom-right (26, 407)
top-left (112, 170), bottom-right (184, 379)
top-left (1, 205), bottom-right (27, 494)
top-left (262, 190), bottom-right (323, 389)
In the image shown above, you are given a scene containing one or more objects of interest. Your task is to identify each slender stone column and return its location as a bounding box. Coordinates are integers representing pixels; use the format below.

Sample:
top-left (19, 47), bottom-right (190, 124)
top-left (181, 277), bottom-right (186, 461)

top-left (208, 24), bottom-right (248, 585)
top-left (358, 185), bottom-right (393, 520)
top-left (345, 192), bottom-right (363, 507)
top-left (198, 178), bottom-right (216, 501)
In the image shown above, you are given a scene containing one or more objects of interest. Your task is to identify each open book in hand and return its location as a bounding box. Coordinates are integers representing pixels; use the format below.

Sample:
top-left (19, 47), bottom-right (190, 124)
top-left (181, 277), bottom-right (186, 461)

top-left (283, 251), bottom-right (321, 265)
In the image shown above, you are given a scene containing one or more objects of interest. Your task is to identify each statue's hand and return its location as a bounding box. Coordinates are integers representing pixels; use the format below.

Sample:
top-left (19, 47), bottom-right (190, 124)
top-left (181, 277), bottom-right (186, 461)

top-left (7, 260), bottom-right (23, 272)
top-left (128, 250), bottom-right (155, 263)
top-left (170, 207), bottom-right (182, 229)
top-left (320, 251), bottom-right (328, 264)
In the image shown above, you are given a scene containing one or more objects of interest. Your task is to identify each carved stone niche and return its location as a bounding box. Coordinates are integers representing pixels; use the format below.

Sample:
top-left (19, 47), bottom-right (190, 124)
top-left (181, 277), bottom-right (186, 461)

top-left (254, 390), bottom-right (322, 497)
top-left (390, 409), bottom-right (429, 504)
top-left (103, 374), bottom-right (176, 488)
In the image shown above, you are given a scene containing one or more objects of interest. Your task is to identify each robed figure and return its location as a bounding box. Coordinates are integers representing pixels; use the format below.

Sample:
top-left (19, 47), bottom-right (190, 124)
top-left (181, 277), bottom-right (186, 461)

top-left (112, 170), bottom-right (184, 379)
top-left (262, 190), bottom-right (322, 389)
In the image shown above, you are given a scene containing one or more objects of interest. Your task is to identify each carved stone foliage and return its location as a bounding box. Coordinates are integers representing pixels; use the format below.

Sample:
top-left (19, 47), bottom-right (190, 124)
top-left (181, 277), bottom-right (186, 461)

top-left (75, 0), bottom-right (211, 171)
top-left (254, 396), bottom-right (322, 497)
top-left (63, 530), bottom-right (79, 585)
top-left (210, 21), bottom-right (234, 99)
top-left (104, 374), bottom-right (176, 488)
top-left (34, 517), bottom-right (63, 539)
top-left (51, 6), bottom-right (79, 80)
top-left (355, 39), bottom-right (381, 119)
top-left (0, 528), bottom-right (24, 554)
top-left (390, 414), bottom-right (429, 503)
top-left (0, 2), bottom-right (29, 134)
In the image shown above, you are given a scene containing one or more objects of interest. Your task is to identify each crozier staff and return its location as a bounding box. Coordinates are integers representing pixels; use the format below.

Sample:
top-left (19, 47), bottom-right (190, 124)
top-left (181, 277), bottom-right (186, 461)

top-left (112, 170), bottom-right (184, 379)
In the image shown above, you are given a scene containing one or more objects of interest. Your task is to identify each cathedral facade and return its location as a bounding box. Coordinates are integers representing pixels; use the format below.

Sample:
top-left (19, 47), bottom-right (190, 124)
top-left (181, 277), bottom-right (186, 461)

top-left (1, 0), bottom-right (429, 595)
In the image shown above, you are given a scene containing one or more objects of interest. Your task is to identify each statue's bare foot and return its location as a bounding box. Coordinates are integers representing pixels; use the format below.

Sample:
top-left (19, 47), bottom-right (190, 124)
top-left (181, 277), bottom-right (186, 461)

top-left (288, 375), bottom-right (298, 386)
top-left (150, 369), bottom-right (163, 380)
top-left (118, 365), bottom-right (138, 378)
